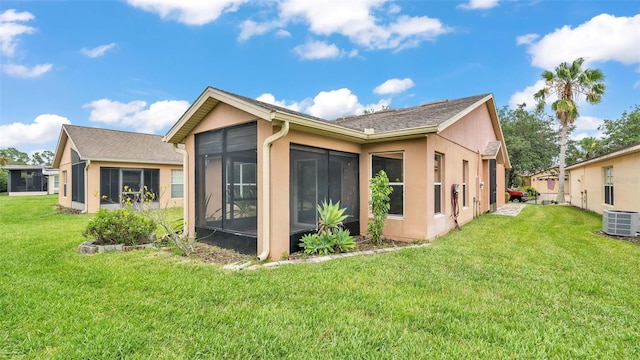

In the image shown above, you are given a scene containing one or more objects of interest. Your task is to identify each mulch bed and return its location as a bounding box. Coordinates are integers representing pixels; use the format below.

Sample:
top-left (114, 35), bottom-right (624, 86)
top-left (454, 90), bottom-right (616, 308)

top-left (188, 236), bottom-right (418, 265)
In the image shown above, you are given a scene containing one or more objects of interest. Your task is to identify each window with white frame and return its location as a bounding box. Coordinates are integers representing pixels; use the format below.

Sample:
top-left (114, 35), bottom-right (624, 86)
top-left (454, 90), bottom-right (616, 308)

top-left (372, 152), bottom-right (404, 216)
top-left (604, 166), bottom-right (614, 205)
top-left (434, 153), bottom-right (443, 214)
top-left (231, 163), bottom-right (256, 198)
top-left (462, 160), bottom-right (469, 207)
top-left (171, 169), bottom-right (184, 198)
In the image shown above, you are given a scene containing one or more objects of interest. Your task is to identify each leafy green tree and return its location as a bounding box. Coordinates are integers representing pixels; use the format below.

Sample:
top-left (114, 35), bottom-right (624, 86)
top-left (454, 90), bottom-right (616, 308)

top-left (31, 150), bottom-right (55, 166)
top-left (566, 136), bottom-right (602, 165)
top-left (0, 148), bottom-right (30, 165)
top-left (599, 105), bottom-right (640, 152)
top-left (499, 104), bottom-right (560, 187)
top-left (534, 57), bottom-right (605, 203)
top-left (0, 170), bottom-right (7, 193)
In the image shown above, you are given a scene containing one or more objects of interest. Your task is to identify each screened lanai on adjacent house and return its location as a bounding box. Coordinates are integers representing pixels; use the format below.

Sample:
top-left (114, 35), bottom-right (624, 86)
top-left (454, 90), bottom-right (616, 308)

top-left (52, 124), bottom-right (184, 213)
top-left (164, 87), bottom-right (510, 260)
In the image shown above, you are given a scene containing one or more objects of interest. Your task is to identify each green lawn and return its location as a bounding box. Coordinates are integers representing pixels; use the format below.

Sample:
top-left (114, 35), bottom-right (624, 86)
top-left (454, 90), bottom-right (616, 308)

top-left (1, 195), bottom-right (639, 359)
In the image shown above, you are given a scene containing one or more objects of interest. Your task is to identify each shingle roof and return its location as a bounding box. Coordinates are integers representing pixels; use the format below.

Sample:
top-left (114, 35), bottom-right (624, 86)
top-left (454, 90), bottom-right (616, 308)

top-left (63, 125), bottom-right (182, 164)
top-left (482, 141), bottom-right (502, 157)
top-left (211, 87), bottom-right (330, 123)
top-left (333, 94), bottom-right (490, 133)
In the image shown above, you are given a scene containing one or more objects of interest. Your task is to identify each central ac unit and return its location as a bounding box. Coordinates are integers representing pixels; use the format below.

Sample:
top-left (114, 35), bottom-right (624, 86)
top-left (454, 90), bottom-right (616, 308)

top-left (603, 210), bottom-right (640, 237)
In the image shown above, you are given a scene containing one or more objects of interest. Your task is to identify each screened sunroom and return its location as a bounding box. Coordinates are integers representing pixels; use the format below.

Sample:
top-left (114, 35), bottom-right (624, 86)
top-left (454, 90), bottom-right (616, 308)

top-left (288, 144), bottom-right (360, 253)
top-left (194, 122), bottom-right (259, 253)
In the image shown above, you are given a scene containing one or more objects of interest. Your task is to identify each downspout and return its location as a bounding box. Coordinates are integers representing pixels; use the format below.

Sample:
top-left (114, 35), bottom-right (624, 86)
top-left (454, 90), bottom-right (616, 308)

top-left (84, 160), bottom-right (91, 213)
top-left (257, 120), bottom-right (290, 261)
top-left (173, 144), bottom-right (188, 235)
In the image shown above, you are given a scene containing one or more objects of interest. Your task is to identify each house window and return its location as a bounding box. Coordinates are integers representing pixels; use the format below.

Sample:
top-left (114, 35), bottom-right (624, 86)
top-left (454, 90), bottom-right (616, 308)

top-left (171, 169), bottom-right (184, 198)
top-left (462, 160), bottom-right (469, 207)
top-left (232, 163), bottom-right (256, 199)
top-left (290, 145), bottom-right (359, 231)
top-left (63, 171), bottom-right (67, 197)
top-left (604, 166), bottom-right (614, 205)
top-left (372, 152), bottom-right (404, 216)
top-left (99, 167), bottom-right (160, 204)
top-left (53, 175), bottom-right (59, 191)
top-left (434, 153), bottom-right (443, 214)
top-left (195, 122), bottom-right (257, 235)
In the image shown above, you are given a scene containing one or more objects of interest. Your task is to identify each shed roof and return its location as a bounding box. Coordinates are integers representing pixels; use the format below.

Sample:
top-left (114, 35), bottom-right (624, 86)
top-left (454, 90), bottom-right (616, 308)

top-left (53, 125), bottom-right (182, 168)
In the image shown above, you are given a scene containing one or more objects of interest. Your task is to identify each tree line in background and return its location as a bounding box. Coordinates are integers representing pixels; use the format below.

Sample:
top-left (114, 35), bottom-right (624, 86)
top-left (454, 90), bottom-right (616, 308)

top-left (0, 148), bottom-right (55, 193)
top-left (500, 103), bottom-right (639, 188)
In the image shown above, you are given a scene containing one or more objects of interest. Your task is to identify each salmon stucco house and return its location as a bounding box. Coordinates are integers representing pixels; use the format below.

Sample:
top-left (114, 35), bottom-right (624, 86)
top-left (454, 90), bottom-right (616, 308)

top-left (53, 124), bottom-right (184, 213)
top-left (567, 142), bottom-right (640, 214)
top-left (164, 87), bottom-right (510, 260)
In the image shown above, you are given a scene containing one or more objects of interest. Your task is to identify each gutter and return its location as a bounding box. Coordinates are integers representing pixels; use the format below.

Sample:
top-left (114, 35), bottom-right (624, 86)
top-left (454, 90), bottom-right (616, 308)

top-left (257, 120), bottom-right (290, 261)
top-left (83, 160), bottom-right (91, 213)
top-left (173, 144), bottom-right (189, 236)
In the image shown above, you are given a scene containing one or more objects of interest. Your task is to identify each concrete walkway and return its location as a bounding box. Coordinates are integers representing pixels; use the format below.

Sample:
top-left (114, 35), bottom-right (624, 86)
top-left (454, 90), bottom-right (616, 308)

top-left (493, 203), bottom-right (526, 216)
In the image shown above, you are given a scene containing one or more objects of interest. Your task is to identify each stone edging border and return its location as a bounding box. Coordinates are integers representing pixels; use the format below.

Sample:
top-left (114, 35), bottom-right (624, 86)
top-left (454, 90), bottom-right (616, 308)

top-left (223, 243), bottom-right (431, 270)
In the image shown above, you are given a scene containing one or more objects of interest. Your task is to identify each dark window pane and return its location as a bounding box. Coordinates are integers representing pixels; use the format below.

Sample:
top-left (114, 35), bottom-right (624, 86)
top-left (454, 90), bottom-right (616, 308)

top-left (434, 184), bottom-right (442, 213)
top-left (372, 154), bottom-right (403, 182)
top-left (226, 123), bottom-right (257, 153)
top-left (197, 131), bottom-right (222, 155)
top-left (389, 185), bottom-right (404, 216)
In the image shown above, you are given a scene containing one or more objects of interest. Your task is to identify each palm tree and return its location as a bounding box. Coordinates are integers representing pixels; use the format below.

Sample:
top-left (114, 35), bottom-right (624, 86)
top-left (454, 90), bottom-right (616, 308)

top-left (534, 57), bottom-right (605, 203)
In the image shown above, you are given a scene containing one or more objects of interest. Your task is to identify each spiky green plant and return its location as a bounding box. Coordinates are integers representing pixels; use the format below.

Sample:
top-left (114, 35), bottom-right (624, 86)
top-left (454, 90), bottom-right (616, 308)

top-left (317, 200), bottom-right (348, 234)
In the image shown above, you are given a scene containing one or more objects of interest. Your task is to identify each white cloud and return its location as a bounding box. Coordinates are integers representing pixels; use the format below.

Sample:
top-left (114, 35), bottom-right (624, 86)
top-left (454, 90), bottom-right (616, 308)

top-left (126, 0), bottom-right (247, 26)
top-left (509, 80), bottom-right (547, 110)
top-left (0, 114), bottom-right (70, 147)
top-left (374, 78), bottom-right (414, 95)
top-left (83, 98), bottom-right (190, 133)
top-left (571, 116), bottom-right (605, 140)
top-left (0, 9), bottom-right (36, 57)
top-left (521, 13), bottom-right (640, 69)
top-left (0, 9), bottom-right (34, 22)
top-left (275, 29), bottom-right (291, 38)
top-left (307, 88), bottom-right (364, 119)
top-left (243, 0), bottom-right (450, 51)
top-left (239, 19), bottom-right (287, 41)
top-left (256, 93), bottom-right (305, 113)
top-left (258, 88), bottom-right (391, 120)
top-left (2, 63), bottom-right (52, 78)
top-left (516, 33), bottom-right (538, 45)
top-left (81, 43), bottom-right (116, 58)
top-left (458, 0), bottom-right (499, 10)
top-left (293, 40), bottom-right (342, 60)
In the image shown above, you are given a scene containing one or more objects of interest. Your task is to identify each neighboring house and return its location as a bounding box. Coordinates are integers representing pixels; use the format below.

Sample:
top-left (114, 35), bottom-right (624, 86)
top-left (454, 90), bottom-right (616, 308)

top-left (526, 167), bottom-right (570, 202)
top-left (164, 87), bottom-right (510, 260)
top-left (2, 165), bottom-right (59, 196)
top-left (566, 142), bottom-right (640, 214)
top-left (52, 124), bottom-right (184, 213)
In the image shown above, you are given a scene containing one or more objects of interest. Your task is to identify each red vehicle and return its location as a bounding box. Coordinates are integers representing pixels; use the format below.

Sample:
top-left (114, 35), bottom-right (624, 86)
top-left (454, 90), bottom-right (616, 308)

top-left (507, 188), bottom-right (528, 202)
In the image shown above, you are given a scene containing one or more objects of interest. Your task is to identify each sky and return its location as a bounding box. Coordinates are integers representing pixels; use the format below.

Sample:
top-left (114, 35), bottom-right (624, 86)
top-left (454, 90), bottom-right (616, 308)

top-left (1, 0), bottom-right (639, 156)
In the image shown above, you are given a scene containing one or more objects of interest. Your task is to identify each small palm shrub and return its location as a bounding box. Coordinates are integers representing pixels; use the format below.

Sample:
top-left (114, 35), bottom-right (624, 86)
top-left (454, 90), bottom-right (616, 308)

top-left (84, 208), bottom-right (156, 246)
top-left (300, 200), bottom-right (355, 255)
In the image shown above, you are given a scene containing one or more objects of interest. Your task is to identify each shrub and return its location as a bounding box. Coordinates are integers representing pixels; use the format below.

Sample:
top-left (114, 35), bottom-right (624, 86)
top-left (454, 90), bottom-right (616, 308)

top-left (299, 201), bottom-right (355, 255)
top-left (84, 208), bottom-right (156, 246)
top-left (522, 186), bottom-right (540, 198)
top-left (505, 192), bottom-right (510, 202)
top-left (367, 170), bottom-right (392, 244)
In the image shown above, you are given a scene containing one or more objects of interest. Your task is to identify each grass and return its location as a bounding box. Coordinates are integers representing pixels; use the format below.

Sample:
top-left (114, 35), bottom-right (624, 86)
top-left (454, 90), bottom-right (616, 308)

top-left (1, 195), bottom-right (639, 359)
